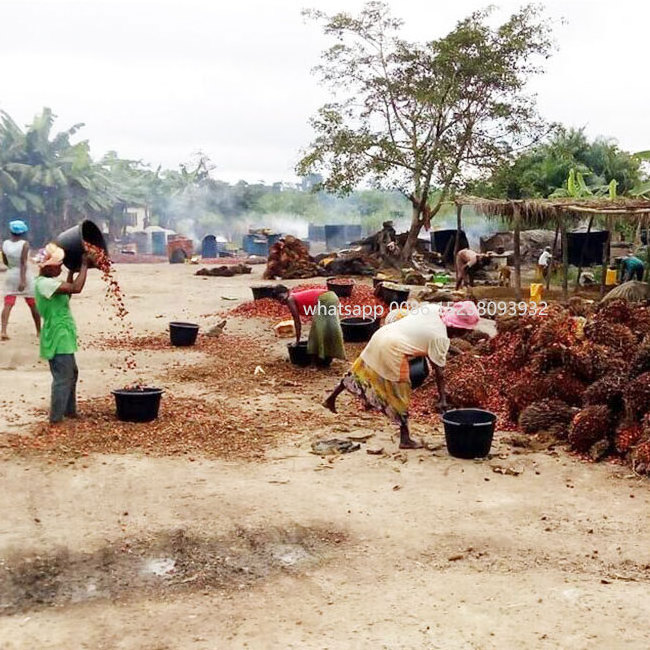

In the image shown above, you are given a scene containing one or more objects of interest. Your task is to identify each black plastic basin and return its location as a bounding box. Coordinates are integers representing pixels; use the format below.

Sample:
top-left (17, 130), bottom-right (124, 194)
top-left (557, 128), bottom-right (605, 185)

top-left (112, 387), bottom-right (163, 423)
top-left (380, 285), bottom-right (410, 307)
top-left (55, 220), bottom-right (108, 272)
top-left (288, 341), bottom-right (312, 366)
top-left (169, 322), bottom-right (199, 346)
top-left (340, 317), bottom-right (379, 343)
top-left (442, 408), bottom-right (496, 459)
top-left (252, 285), bottom-right (277, 300)
top-left (409, 357), bottom-right (430, 389)
top-left (326, 278), bottom-right (354, 298)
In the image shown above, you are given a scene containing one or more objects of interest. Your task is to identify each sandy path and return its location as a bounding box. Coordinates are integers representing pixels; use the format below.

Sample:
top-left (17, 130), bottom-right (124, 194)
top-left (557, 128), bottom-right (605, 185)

top-left (1, 263), bottom-right (650, 649)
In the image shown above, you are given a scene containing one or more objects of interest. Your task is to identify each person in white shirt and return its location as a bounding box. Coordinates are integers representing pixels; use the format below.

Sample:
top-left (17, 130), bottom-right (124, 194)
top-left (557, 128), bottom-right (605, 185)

top-left (538, 247), bottom-right (553, 279)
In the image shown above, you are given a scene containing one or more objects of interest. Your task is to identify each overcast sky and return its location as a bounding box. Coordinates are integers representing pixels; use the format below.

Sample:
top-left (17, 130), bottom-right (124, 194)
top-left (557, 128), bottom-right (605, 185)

top-left (1, 0), bottom-right (647, 183)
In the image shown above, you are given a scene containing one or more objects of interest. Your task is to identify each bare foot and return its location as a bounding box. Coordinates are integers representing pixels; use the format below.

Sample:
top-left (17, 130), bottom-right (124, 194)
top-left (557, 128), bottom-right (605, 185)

top-left (322, 398), bottom-right (337, 413)
top-left (1, 334), bottom-right (9, 341)
top-left (399, 438), bottom-right (423, 450)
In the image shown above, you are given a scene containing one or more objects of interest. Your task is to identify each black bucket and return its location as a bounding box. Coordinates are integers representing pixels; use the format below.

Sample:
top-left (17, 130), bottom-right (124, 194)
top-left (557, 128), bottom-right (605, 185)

top-left (252, 285), bottom-right (278, 300)
top-left (409, 357), bottom-right (430, 389)
top-left (112, 387), bottom-right (163, 423)
top-left (372, 277), bottom-right (387, 288)
top-left (55, 220), bottom-right (108, 272)
top-left (326, 278), bottom-right (354, 298)
top-left (288, 341), bottom-right (312, 366)
top-left (340, 317), bottom-right (379, 343)
top-left (442, 408), bottom-right (496, 459)
top-left (169, 322), bottom-right (199, 346)
top-left (380, 285), bottom-right (410, 307)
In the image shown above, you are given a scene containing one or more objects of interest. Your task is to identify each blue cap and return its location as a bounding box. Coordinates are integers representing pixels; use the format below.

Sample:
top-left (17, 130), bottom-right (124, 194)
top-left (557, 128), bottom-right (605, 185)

top-left (9, 220), bottom-right (28, 235)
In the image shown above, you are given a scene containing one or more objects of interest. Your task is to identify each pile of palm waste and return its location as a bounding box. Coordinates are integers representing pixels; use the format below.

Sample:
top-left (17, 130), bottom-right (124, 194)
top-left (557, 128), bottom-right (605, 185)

top-left (195, 263), bottom-right (251, 277)
top-left (410, 298), bottom-right (650, 474)
top-left (264, 236), bottom-right (322, 280)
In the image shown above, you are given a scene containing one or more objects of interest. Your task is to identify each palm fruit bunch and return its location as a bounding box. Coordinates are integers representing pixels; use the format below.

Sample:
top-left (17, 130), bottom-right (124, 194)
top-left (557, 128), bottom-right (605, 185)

top-left (614, 422), bottom-right (644, 455)
top-left (530, 345), bottom-right (565, 374)
top-left (545, 369), bottom-right (586, 406)
top-left (465, 329), bottom-right (489, 345)
top-left (568, 405), bottom-right (613, 453)
top-left (567, 296), bottom-right (595, 319)
top-left (529, 314), bottom-right (577, 352)
top-left (506, 374), bottom-right (551, 418)
top-left (629, 305), bottom-right (650, 340)
top-left (445, 356), bottom-right (488, 408)
top-left (583, 374), bottom-right (627, 413)
top-left (490, 331), bottom-right (528, 371)
top-left (593, 298), bottom-right (632, 326)
top-left (623, 372), bottom-right (650, 419)
top-left (630, 336), bottom-right (650, 377)
top-left (631, 440), bottom-right (650, 474)
top-left (584, 321), bottom-right (636, 355)
top-left (450, 337), bottom-right (475, 354)
top-left (518, 399), bottom-right (576, 434)
top-left (642, 412), bottom-right (650, 437)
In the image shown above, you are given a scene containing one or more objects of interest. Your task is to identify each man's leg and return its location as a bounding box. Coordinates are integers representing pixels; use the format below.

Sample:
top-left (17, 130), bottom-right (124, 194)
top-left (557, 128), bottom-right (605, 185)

top-left (49, 355), bottom-right (76, 423)
top-left (65, 355), bottom-right (79, 417)
top-left (26, 298), bottom-right (41, 335)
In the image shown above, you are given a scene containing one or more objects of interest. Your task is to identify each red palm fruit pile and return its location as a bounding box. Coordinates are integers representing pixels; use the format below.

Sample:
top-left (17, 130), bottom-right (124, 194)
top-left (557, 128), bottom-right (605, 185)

top-left (630, 336), bottom-right (650, 377)
top-left (444, 355), bottom-right (488, 408)
top-left (583, 374), bottom-right (626, 412)
top-left (631, 440), bottom-right (650, 474)
top-left (584, 321), bottom-right (636, 355)
top-left (629, 305), bottom-right (650, 340)
top-left (623, 372), bottom-right (650, 419)
top-left (530, 345), bottom-right (565, 374)
top-left (506, 373), bottom-right (551, 418)
top-left (230, 283), bottom-right (388, 321)
top-left (518, 399), bottom-right (576, 435)
top-left (544, 369), bottom-right (586, 406)
top-left (563, 342), bottom-right (598, 382)
top-left (593, 299), bottom-right (632, 326)
top-left (568, 405), bottom-right (613, 453)
top-left (614, 423), bottom-right (644, 455)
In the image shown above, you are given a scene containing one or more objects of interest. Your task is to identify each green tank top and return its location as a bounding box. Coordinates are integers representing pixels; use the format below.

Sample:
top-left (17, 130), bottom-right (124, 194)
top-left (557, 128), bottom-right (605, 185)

top-left (34, 276), bottom-right (78, 360)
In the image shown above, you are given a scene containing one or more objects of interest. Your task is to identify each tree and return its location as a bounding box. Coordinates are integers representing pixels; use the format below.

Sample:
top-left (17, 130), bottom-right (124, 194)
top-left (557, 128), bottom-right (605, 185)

top-left (297, 2), bottom-right (553, 259)
top-left (474, 127), bottom-right (642, 198)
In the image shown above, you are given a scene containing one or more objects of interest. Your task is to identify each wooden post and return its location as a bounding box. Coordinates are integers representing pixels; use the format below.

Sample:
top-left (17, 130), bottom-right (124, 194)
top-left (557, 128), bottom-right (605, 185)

top-left (561, 220), bottom-right (569, 300)
top-left (575, 215), bottom-right (594, 290)
top-left (454, 203), bottom-right (463, 259)
top-left (513, 206), bottom-right (522, 301)
top-left (600, 217), bottom-right (612, 297)
top-left (645, 215), bottom-right (650, 283)
top-left (546, 221), bottom-right (560, 291)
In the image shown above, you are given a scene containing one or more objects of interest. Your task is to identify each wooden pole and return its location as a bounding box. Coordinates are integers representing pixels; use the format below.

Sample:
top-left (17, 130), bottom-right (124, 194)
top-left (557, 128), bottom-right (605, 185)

top-left (546, 221), bottom-right (560, 291)
top-left (513, 206), bottom-right (522, 301)
top-left (454, 203), bottom-right (463, 258)
top-left (575, 215), bottom-right (594, 290)
top-left (645, 215), bottom-right (650, 283)
top-left (561, 220), bottom-right (569, 300)
top-left (600, 217), bottom-right (612, 297)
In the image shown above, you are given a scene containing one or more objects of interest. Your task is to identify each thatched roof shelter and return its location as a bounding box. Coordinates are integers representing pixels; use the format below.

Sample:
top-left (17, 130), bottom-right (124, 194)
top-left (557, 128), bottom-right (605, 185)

top-left (450, 196), bottom-right (650, 299)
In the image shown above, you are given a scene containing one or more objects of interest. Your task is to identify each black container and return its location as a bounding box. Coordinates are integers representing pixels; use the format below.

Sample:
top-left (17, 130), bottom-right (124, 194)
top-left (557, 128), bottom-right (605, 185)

top-left (326, 278), bottom-right (354, 298)
top-left (372, 277), bottom-right (386, 288)
top-left (252, 285), bottom-right (278, 300)
top-left (288, 341), bottom-right (312, 366)
top-left (112, 387), bottom-right (163, 423)
top-left (408, 357), bottom-right (430, 389)
top-left (380, 285), bottom-right (410, 307)
top-left (55, 220), bottom-right (108, 272)
top-left (442, 408), bottom-right (496, 459)
top-left (340, 317), bottom-right (379, 343)
top-left (169, 322), bottom-right (199, 347)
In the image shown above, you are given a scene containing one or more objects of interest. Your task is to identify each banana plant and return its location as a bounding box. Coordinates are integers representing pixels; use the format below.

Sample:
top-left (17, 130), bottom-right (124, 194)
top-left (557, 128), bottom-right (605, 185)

top-left (549, 168), bottom-right (593, 198)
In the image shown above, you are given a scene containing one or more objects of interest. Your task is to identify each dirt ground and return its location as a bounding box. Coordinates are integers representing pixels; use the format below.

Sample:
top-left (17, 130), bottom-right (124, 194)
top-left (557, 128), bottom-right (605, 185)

top-left (1, 263), bottom-right (650, 650)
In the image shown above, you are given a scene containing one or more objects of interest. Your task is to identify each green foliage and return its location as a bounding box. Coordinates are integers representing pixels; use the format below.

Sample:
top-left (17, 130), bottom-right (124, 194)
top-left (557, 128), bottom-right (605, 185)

top-left (474, 127), bottom-right (642, 198)
top-left (297, 2), bottom-right (553, 257)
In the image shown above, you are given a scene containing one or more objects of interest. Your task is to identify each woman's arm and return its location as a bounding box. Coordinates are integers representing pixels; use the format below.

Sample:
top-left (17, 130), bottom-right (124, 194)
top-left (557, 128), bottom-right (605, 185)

top-left (432, 365), bottom-right (448, 412)
top-left (287, 296), bottom-right (302, 343)
top-left (18, 242), bottom-right (28, 291)
top-left (55, 258), bottom-right (89, 295)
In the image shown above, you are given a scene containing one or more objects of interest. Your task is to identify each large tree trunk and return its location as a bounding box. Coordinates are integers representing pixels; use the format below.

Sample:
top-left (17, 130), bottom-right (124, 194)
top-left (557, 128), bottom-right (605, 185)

top-left (400, 204), bottom-right (422, 262)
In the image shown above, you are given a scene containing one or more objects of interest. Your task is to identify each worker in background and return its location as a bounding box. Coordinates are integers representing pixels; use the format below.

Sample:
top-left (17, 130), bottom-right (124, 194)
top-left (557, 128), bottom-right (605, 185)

top-left (538, 246), bottom-right (553, 280)
top-left (621, 253), bottom-right (645, 282)
top-left (455, 248), bottom-right (490, 290)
